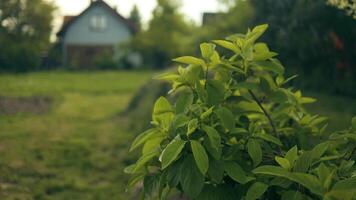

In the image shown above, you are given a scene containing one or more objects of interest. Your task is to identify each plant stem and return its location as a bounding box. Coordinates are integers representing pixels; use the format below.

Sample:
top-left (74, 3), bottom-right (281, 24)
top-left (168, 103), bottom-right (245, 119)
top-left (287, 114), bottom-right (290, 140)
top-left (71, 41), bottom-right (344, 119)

top-left (204, 64), bottom-right (209, 89)
top-left (248, 89), bottom-right (278, 136)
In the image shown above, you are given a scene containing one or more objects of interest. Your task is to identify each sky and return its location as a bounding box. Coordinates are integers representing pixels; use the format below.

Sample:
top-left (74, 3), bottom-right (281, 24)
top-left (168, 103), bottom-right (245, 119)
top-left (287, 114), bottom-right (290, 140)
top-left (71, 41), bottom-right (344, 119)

top-left (51, 0), bottom-right (223, 34)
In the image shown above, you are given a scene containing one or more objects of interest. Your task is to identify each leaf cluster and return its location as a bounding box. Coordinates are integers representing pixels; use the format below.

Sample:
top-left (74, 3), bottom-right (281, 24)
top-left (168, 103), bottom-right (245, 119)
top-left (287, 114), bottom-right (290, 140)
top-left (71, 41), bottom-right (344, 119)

top-left (126, 24), bottom-right (356, 200)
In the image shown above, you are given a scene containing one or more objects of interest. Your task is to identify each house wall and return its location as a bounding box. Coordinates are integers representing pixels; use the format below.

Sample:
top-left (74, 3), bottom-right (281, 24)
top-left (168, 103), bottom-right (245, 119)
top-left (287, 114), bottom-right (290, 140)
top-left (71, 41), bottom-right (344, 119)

top-left (63, 4), bottom-right (132, 45)
top-left (61, 3), bottom-right (133, 68)
top-left (66, 45), bottom-right (113, 69)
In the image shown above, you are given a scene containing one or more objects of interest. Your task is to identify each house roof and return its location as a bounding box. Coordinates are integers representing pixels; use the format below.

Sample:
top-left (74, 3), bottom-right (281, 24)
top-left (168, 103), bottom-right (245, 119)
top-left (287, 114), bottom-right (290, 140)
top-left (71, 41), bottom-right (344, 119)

top-left (62, 15), bottom-right (75, 27)
top-left (57, 0), bottom-right (137, 37)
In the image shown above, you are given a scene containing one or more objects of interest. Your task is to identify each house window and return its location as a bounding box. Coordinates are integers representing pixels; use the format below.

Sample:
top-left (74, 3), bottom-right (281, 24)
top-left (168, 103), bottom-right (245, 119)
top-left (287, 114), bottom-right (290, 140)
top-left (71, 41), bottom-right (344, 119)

top-left (90, 14), bottom-right (107, 31)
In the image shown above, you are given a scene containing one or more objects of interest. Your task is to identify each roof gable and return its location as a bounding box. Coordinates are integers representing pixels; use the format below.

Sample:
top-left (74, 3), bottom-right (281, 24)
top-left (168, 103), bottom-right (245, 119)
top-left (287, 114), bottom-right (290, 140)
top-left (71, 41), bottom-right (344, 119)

top-left (57, 0), bottom-right (136, 37)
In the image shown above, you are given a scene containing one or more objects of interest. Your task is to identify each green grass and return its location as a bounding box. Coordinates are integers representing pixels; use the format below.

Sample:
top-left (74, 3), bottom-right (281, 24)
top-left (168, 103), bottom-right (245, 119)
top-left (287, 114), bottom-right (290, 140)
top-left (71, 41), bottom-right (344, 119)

top-left (0, 71), bottom-right (156, 200)
top-left (305, 91), bottom-right (356, 132)
top-left (0, 71), bottom-right (354, 199)
top-left (0, 71), bottom-right (155, 96)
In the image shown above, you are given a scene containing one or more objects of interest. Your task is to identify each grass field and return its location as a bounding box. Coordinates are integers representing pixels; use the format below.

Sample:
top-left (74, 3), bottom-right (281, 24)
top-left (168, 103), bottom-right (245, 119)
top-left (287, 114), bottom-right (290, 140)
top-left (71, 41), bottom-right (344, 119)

top-left (0, 71), bottom-right (155, 200)
top-left (0, 71), bottom-right (355, 199)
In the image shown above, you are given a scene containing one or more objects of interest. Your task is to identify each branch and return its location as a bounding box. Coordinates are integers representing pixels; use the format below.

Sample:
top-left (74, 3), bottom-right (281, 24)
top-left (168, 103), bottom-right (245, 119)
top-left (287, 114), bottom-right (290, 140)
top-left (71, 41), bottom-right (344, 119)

top-left (204, 65), bottom-right (209, 89)
top-left (248, 89), bottom-right (278, 135)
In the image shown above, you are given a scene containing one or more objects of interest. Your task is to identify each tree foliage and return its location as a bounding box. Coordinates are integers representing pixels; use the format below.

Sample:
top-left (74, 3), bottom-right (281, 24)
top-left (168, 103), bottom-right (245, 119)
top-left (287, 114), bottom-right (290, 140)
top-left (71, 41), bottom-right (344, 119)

top-left (249, 0), bottom-right (356, 96)
top-left (125, 0), bottom-right (195, 69)
top-left (126, 25), bottom-right (356, 199)
top-left (0, 0), bottom-right (56, 72)
top-left (199, 0), bottom-right (356, 96)
top-left (129, 5), bottom-right (141, 30)
top-left (327, 0), bottom-right (356, 19)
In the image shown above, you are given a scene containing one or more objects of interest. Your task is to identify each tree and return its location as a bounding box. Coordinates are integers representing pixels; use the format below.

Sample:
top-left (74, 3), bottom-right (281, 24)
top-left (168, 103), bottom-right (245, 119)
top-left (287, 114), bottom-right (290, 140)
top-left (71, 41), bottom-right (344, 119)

top-left (249, 0), bottom-right (356, 96)
top-left (129, 5), bottom-right (141, 30)
top-left (213, 0), bottom-right (356, 96)
top-left (0, 0), bottom-right (56, 72)
top-left (126, 24), bottom-right (356, 200)
top-left (327, 0), bottom-right (356, 19)
top-left (195, 0), bottom-right (254, 47)
top-left (127, 0), bottom-right (195, 69)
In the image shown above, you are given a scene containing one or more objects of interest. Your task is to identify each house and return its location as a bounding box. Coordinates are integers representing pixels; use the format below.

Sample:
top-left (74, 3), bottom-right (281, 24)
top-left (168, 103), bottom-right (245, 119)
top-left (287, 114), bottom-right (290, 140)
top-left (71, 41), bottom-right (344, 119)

top-left (57, 0), bottom-right (136, 68)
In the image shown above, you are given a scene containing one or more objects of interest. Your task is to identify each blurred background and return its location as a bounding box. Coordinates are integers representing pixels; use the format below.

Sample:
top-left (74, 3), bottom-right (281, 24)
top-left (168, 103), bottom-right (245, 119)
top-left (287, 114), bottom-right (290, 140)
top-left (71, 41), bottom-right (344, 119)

top-left (0, 0), bottom-right (355, 199)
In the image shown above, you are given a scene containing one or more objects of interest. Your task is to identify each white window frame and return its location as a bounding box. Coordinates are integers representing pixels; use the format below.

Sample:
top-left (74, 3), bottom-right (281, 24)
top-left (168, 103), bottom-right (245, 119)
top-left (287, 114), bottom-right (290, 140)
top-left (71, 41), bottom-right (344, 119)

top-left (90, 14), bottom-right (107, 31)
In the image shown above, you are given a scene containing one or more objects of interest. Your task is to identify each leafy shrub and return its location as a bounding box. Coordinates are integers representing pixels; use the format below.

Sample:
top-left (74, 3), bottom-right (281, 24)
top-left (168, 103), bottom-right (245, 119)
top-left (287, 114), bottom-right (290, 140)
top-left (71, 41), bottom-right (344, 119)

top-left (125, 24), bottom-right (356, 200)
top-left (94, 52), bottom-right (118, 70)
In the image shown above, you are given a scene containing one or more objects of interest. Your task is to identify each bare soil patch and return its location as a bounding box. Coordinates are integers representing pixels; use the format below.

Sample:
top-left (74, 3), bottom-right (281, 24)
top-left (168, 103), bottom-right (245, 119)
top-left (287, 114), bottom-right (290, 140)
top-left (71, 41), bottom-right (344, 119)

top-left (0, 96), bottom-right (52, 115)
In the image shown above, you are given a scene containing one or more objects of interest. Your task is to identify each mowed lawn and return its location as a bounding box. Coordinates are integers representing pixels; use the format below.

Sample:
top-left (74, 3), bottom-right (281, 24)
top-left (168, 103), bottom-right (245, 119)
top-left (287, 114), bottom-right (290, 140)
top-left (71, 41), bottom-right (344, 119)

top-left (0, 71), bottom-right (155, 200)
top-left (0, 71), bottom-right (355, 200)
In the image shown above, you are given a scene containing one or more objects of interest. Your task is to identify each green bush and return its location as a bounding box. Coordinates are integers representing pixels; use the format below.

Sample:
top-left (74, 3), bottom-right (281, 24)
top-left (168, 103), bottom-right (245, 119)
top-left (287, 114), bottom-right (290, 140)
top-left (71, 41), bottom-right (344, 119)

top-left (126, 24), bottom-right (356, 200)
top-left (94, 52), bottom-right (118, 70)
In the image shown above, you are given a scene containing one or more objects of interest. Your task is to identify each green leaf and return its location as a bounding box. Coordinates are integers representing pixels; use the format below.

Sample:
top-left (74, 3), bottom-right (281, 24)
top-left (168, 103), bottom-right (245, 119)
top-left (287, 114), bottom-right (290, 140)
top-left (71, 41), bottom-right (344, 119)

top-left (200, 106), bottom-right (214, 120)
top-left (142, 136), bottom-right (164, 154)
top-left (175, 91), bottom-right (193, 114)
top-left (196, 184), bottom-right (240, 200)
top-left (160, 138), bottom-right (186, 169)
top-left (169, 114), bottom-right (190, 133)
top-left (166, 159), bottom-right (183, 187)
top-left (281, 190), bottom-right (310, 200)
top-left (244, 24), bottom-right (268, 48)
top-left (130, 128), bottom-right (160, 152)
top-left (247, 139), bottom-right (262, 167)
top-left (316, 163), bottom-right (333, 189)
top-left (253, 43), bottom-right (277, 61)
top-left (203, 136), bottom-right (222, 160)
top-left (300, 97), bottom-right (316, 104)
top-left (196, 80), bottom-right (207, 101)
top-left (253, 59), bottom-right (284, 75)
top-left (173, 56), bottom-right (205, 66)
top-left (143, 174), bottom-right (160, 197)
top-left (133, 150), bottom-right (159, 173)
top-left (124, 164), bottom-right (136, 174)
top-left (253, 165), bottom-right (323, 195)
top-left (326, 178), bottom-right (356, 200)
top-left (311, 142), bottom-right (329, 160)
top-left (154, 73), bottom-right (180, 82)
top-left (182, 64), bottom-right (203, 85)
top-left (153, 96), bottom-right (174, 128)
top-left (191, 140), bottom-right (209, 174)
top-left (212, 40), bottom-right (240, 54)
top-left (282, 74), bottom-right (298, 85)
top-left (215, 107), bottom-right (235, 131)
top-left (255, 133), bottom-right (282, 146)
top-left (285, 146), bottom-right (298, 167)
top-left (187, 118), bottom-right (199, 136)
top-left (180, 155), bottom-right (205, 198)
top-left (127, 173), bottom-right (145, 189)
top-left (224, 161), bottom-right (254, 184)
top-left (270, 89), bottom-right (289, 103)
top-left (208, 159), bottom-right (224, 183)
top-left (249, 24), bottom-right (268, 42)
top-left (294, 151), bottom-right (313, 173)
top-left (219, 63), bottom-right (245, 74)
top-left (246, 182), bottom-right (268, 200)
top-left (275, 156), bottom-right (291, 170)
top-left (206, 80), bottom-right (225, 106)
top-left (202, 125), bottom-right (221, 151)
top-left (210, 51), bottom-right (221, 64)
top-left (200, 43), bottom-right (216, 59)
top-left (332, 177), bottom-right (356, 191)
top-left (153, 96), bottom-right (173, 117)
